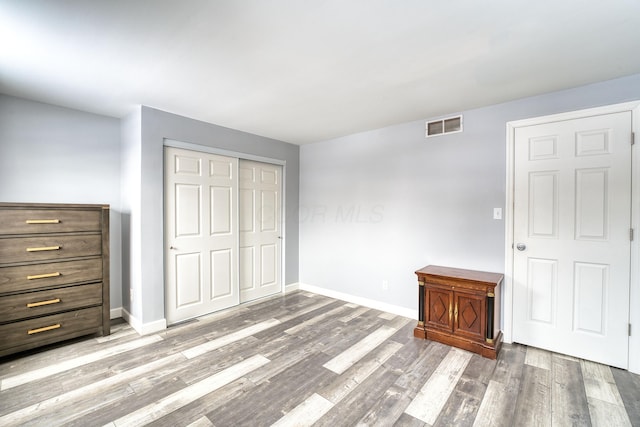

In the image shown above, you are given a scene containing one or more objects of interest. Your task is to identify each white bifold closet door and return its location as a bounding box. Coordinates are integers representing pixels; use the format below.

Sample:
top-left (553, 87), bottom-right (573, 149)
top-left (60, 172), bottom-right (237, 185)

top-left (165, 147), bottom-right (282, 325)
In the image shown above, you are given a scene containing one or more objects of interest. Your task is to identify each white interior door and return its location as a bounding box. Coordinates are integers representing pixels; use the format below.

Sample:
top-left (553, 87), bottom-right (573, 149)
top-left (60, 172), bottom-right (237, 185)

top-left (513, 112), bottom-right (632, 368)
top-left (239, 160), bottom-right (282, 302)
top-left (165, 147), bottom-right (239, 324)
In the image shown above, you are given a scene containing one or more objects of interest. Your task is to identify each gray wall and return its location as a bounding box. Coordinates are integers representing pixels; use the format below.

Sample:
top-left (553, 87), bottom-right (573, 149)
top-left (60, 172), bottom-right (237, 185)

top-left (126, 106), bottom-right (300, 324)
top-left (0, 94), bottom-right (123, 309)
top-left (299, 73), bottom-right (640, 312)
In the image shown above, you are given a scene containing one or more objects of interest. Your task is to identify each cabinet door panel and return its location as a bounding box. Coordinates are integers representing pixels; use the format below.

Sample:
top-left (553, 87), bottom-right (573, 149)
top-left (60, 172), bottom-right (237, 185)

top-left (454, 293), bottom-right (485, 340)
top-left (425, 287), bottom-right (452, 331)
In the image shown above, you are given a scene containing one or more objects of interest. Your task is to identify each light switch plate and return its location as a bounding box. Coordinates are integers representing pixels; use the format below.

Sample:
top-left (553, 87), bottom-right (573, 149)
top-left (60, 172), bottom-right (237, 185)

top-left (493, 208), bottom-right (502, 220)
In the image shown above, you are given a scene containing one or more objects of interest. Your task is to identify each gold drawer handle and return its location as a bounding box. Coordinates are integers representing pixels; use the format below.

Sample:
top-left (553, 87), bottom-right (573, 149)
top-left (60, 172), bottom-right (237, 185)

top-left (26, 246), bottom-right (61, 252)
top-left (27, 272), bottom-right (61, 280)
top-left (27, 324), bottom-right (61, 335)
top-left (26, 219), bottom-right (60, 224)
top-left (27, 298), bottom-right (61, 308)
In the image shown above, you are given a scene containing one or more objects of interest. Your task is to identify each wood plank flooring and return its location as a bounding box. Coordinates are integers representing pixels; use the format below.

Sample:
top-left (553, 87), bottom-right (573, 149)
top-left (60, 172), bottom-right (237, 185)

top-left (0, 290), bottom-right (638, 426)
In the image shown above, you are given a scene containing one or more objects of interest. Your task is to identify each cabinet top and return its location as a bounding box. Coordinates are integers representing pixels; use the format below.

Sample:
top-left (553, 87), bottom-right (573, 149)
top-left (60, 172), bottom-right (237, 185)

top-left (415, 265), bottom-right (503, 286)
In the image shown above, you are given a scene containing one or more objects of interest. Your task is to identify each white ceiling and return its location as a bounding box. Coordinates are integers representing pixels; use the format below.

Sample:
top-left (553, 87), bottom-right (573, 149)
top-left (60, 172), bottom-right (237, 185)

top-left (2, 1), bottom-right (640, 144)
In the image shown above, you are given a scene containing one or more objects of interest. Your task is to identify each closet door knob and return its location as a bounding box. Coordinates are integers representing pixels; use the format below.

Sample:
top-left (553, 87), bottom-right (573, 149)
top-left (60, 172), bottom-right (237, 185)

top-left (516, 243), bottom-right (526, 251)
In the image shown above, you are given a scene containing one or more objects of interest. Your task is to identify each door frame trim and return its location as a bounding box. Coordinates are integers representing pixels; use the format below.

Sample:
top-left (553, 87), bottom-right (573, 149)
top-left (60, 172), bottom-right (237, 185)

top-left (504, 100), bottom-right (640, 373)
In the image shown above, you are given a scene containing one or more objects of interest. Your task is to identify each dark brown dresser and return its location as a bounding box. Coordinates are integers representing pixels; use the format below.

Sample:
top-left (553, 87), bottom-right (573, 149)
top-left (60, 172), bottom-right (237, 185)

top-left (413, 265), bottom-right (502, 359)
top-left (0, 203), bottom-right (110, 357)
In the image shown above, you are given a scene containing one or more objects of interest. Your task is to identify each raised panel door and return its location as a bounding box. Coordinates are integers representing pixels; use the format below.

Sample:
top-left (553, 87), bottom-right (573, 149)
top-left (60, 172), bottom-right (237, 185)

top-left (425, 287), bottom-right (452, 332)
top-left (239, 160), bottom-right (282, 303)
top-left (165, 147), bottom-right (239, 324)
top-left (513, 112), bottom-right (631, 369)
top-left (453, 292), bottom-right (484, 341)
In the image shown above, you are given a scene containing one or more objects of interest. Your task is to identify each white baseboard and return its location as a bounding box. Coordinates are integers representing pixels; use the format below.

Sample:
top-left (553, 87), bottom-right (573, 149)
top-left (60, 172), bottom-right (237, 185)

top-left (298, 283), bottom-right (417, 320)
top-left (121, 308), bottom-right (167, 336)
top-left (110, 307), bottom-right (123, 319)
top-left (284, 282), bottom-right (300, 293)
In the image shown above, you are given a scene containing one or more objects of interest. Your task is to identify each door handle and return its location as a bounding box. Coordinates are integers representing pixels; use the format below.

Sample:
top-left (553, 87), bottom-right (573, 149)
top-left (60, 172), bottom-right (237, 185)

top-left (516, 243), bottom-right (526, 251)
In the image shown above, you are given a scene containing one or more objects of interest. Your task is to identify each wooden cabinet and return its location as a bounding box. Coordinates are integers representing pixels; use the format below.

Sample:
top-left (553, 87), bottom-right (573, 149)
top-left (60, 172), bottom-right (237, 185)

top-left (0, 203), bottom-right (110, 357)
top-left (414, 265), bottom-right (502, 359)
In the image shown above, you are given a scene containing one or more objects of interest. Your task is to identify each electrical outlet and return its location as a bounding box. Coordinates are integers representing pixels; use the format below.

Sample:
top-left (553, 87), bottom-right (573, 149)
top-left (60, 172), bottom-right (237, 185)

top-left (382, 280), bottom-right (389, 290)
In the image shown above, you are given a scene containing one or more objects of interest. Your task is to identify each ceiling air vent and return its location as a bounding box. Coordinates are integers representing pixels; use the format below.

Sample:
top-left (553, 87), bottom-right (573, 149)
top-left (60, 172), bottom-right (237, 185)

top-left (426, 115), bottom-right (463, 137)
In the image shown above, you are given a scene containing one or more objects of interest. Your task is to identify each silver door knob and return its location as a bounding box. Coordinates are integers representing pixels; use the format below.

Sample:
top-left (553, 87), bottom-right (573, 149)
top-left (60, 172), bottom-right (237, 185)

top-left (516, 243), bottom-right (526, 251)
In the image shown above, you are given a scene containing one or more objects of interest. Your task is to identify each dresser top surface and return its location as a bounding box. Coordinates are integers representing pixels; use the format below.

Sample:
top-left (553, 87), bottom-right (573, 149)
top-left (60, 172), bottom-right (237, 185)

top-left (415, 265), bottom-right (503, 285)
top-left (0, 202), bottom-right (109, 209)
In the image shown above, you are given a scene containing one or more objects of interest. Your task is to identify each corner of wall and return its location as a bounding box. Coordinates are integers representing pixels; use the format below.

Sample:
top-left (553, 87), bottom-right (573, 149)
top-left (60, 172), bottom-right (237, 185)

top-left (121, 307), bottom-right (167, 336)
top-left (284, 282), bottom-right (301, 293)
top-left (119, 107), bottom-right (143, 319)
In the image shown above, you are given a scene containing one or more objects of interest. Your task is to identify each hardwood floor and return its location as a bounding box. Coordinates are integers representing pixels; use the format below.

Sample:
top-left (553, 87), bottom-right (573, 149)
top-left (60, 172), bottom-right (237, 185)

top-left (0, 290), bottom-right (638, 426)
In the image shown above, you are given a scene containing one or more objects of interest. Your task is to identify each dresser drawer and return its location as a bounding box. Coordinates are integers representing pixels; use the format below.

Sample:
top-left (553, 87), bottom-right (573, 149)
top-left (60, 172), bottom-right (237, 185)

top-left (0, 306), bottom-right (103, 356)
top-left (0, 209), bottom-right (101, 235)
top-left (0, 283), bottom-right (102, 323)
top-left (0, 258), bottom-right (102, 294)
top-left (0, 235), bottom-right (102, 265)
